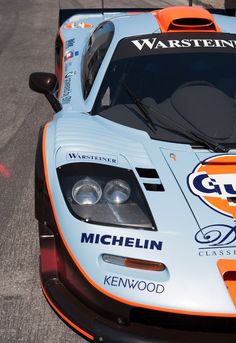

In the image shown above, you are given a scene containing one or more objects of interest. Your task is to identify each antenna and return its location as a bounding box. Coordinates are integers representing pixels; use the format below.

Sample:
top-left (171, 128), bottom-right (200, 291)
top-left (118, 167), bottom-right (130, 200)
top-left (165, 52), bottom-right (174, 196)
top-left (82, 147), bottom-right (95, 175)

top-left (102, 0), bottom-right (104, 14)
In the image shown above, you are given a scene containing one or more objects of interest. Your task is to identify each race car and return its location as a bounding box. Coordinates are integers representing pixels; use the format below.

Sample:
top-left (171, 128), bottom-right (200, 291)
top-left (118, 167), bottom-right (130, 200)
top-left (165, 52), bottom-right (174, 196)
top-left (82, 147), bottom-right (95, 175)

top-left (29, 2), bottom-right (236, 342)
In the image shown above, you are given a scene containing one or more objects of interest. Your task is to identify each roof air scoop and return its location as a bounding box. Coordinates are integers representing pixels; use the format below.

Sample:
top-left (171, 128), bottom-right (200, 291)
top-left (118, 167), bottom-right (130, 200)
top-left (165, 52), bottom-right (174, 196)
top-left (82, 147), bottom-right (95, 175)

top-left (152, 6), bottom-right (221, 32)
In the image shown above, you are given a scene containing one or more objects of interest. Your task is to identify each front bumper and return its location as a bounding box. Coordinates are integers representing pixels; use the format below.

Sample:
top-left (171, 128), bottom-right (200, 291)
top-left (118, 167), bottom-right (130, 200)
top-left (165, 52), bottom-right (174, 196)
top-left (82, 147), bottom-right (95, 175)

top-left (42, 278), bottom-right (236, 343)
top-left (39, 222), bottom-right (236, 343)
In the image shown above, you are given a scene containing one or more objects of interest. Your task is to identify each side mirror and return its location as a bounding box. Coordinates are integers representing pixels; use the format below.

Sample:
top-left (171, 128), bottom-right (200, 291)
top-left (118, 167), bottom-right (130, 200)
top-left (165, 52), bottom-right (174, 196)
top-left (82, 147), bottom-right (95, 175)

top-left (29, 72), bottom-right (57, 94)
top-left (29, 72), bottom-right (62, 112)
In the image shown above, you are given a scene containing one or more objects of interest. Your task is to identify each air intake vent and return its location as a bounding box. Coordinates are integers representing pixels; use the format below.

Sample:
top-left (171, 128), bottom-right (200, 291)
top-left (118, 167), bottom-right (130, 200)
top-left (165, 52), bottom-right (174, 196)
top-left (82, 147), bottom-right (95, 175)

top-left (153, 6), bottom-right (220, 33)
top-left (136, 168), bottom-right (159, 178)
top-left (144, 183), bottom-right (164, 192)
top-left (169, 17), bottom-right (216, 31)
top-left (136, 168), bottom-right (165, 192)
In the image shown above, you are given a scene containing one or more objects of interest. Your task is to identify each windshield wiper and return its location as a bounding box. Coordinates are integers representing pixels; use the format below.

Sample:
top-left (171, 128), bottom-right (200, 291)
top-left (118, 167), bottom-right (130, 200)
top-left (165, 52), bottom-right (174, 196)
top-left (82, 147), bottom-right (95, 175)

top-left (124, 85), bottom-right (227, 152)
top-left (188, 131), bottom-right (228, 152)
top-left (144, 102), bottom-right (228, 153)
top-left (123, 84), bottom-right (157, 133)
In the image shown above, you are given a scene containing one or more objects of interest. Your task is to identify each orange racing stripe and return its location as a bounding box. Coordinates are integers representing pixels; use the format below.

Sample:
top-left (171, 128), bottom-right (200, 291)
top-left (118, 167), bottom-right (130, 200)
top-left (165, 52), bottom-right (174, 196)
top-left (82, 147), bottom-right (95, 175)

top-left (218, 260), bottom-right (236, 307)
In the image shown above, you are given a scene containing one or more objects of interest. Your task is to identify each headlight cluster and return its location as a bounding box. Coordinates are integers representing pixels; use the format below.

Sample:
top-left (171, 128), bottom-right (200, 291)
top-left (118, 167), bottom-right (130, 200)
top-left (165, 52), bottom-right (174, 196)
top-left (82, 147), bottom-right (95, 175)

top-left (72, 178), bottom-right (103, 205)
top-left (57, 163), bottom-right (155, 230)
top-left (72, 178), bottom-right (131, 206)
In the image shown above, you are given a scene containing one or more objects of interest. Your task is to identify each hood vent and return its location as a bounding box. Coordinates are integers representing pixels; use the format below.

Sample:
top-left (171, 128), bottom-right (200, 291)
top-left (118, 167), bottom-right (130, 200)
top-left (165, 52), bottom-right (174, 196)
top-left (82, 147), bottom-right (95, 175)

top-left (153, 6), bottom-right (220, 33)
top-left (136, 168), bottom-right (159, 178)
top-left (136, 168), bottom-right (165, 192)
top-left (170, 17), bottom-right (216, 31)
top-left (144, 183), bottom-right (164, 192)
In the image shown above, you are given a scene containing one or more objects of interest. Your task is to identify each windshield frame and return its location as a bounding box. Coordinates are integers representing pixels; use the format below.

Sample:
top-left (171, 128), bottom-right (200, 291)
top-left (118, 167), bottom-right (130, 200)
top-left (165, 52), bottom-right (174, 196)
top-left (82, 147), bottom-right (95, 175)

top-left (92, 32), bottom-right (236, 148)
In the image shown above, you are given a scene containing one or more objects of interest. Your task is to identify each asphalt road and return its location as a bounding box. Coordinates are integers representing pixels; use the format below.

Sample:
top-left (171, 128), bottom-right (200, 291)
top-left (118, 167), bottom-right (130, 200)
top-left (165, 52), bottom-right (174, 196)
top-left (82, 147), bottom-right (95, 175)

top-left (0, 1), bottom-right (226, 343)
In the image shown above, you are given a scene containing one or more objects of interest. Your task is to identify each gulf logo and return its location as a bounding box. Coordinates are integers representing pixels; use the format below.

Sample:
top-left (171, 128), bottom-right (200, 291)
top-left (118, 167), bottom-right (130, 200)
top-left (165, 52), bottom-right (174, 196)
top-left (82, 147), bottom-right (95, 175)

top-left (188, 155), bottom-right (236, 219)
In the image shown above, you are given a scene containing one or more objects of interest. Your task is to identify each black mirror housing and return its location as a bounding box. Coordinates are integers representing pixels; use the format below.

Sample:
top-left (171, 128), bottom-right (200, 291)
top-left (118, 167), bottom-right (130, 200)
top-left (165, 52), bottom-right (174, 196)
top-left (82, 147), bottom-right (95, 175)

top-left (29, 72), bottom-right (62, 113)
top-left (29, 72), bottom-right (58, 94)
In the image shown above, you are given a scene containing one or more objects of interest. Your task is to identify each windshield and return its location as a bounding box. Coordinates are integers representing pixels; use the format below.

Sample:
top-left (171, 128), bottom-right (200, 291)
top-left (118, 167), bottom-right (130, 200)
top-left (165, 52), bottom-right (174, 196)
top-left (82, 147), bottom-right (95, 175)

top-left (93, 33), bottom-right (236, 147)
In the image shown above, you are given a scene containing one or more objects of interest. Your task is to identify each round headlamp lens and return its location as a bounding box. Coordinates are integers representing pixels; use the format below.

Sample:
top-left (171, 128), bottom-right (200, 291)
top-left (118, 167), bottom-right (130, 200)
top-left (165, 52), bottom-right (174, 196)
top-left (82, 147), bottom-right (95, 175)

top-left (104, 179), bottom-right (131, 204)
top-left (72, 178), bottom-right (102, 205)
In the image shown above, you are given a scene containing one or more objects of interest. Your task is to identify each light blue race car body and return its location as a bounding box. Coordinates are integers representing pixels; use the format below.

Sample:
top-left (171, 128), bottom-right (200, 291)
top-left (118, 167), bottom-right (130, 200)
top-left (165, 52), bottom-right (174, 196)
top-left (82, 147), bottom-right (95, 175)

top-left (31, 4), bottom-right (236, 342)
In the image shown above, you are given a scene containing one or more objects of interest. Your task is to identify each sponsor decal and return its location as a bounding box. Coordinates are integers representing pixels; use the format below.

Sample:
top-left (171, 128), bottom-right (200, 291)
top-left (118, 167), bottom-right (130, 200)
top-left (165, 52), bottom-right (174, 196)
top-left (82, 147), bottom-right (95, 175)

top-left (196, 224), bottom-right (236, 256)
top-left (188, 155), bottom-right (236, 219)
top-left (61, 95), bottom-right (71, 105)
top-left (65, 71), bottom-right (75, 78)
top-left (169, 153), bottom-right (176, 161)
top-left (65, 61), bottom-right (72, 72)
top-left (62, 76), bottom-right (71, 97)
top-left (67, 152), bottom-right (118, 165)
top-left (61, 71), bottom-right (76, 104)
top-left (189, 155), bottom-right (236, 256)
top-left (65, 22), bottom-right (93, 29)
top-left (104, 275), bottom-right (164, 293)
top-left (64, 49), bottom-right (78, 63)
top-left (65, 38), bottom-right (75, 49)
top-left (77, 22), bottom-right (93, 29)
top-left (81, 233), bottom-right (163, 251)
top-left (196, 224), bottom-right (236, 247)
top-left (64, 50), bottom-right (73, 61)
top-left (199, 248), bottom-right (236, 257)
top-left (132, 38), bottom-right (236, 51)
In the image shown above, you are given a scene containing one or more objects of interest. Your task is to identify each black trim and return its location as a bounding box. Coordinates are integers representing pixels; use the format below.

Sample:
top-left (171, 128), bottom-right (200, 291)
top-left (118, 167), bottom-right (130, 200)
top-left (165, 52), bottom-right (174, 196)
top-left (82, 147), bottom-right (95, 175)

top-left (130, 307), bottom-right (236, 333)
top-left (57, 163), bottom-right (156, 230)
top-left (55, 33), bottom-right (63, 91)
top-left (35, 126), bottom-right (45, 221)
top-left (93, 320), bottom-right (236, 343)
top-left (35, 126), bottom-right (57, 232)
top-left (144, 184), bottom-right (165, 192)
top-left (136, 168), bottom-right (159, 179)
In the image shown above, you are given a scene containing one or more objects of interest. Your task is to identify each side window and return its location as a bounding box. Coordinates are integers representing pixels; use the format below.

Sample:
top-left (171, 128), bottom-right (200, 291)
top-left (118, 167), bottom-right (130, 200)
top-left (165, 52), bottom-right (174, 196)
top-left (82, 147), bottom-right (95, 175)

top-left (82, 21), bottom-right (115, 98)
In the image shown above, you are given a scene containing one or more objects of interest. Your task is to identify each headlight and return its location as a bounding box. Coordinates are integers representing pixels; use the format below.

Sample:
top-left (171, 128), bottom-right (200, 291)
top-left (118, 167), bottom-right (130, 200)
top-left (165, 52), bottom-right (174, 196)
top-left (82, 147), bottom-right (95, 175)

top-left (57, 163), bottom-right (156, 230)
top-left (104, 179), bottom-right (131, 204)
top-left (72, 178), bottom-right (102, 205)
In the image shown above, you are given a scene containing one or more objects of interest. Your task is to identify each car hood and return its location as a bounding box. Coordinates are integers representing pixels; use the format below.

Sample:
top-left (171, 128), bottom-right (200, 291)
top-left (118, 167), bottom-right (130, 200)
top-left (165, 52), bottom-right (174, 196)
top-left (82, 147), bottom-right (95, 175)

top-left (47, 112), bottom-right (236, 315)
